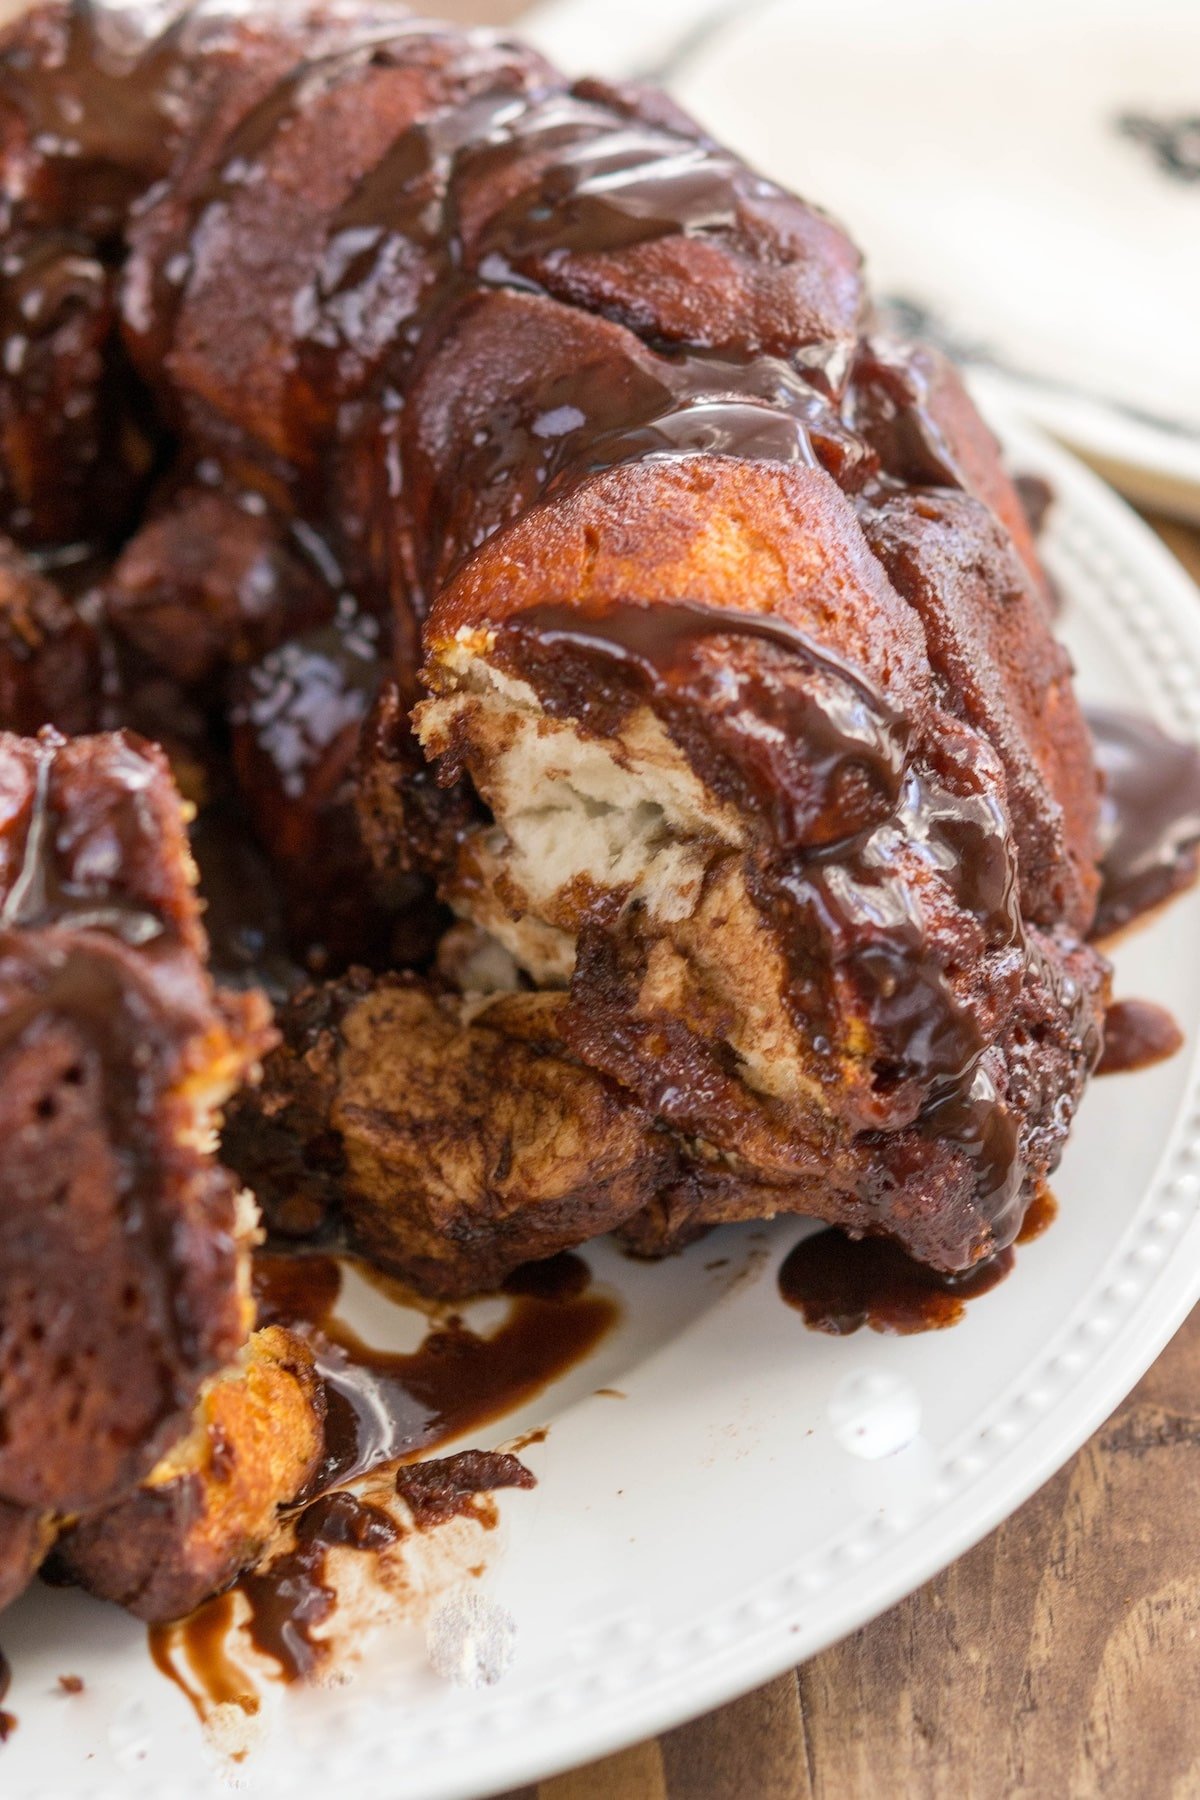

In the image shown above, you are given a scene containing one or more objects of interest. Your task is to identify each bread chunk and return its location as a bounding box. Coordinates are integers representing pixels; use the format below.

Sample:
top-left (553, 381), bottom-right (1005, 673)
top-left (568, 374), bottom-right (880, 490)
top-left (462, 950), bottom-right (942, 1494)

top-left (0, 730), bottom-right (272, 1542)
top-left (51, 1325), bottom-right (326, 1623)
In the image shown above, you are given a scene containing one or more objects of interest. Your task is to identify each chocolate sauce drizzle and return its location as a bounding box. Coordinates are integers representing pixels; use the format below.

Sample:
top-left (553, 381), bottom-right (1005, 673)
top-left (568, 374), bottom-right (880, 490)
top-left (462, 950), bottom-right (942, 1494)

top-left (501, 596), bottom-right (1032, 1243)
top-left (233, 1492), bottom-right (400, 1685)
top-left (0, 731), bottom-right (164, 944)
top-left (252, 1248), bottom-right (613, 1491)
top-left (502, 597), bottom-right (909, 848)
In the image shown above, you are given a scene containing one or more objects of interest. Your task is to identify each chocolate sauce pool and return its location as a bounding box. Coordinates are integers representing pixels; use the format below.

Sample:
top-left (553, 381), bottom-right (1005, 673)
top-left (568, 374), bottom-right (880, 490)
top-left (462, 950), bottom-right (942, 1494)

top-left (148, 1248), bottom-right (613, 1719)
top-left (252, 1249), bottom-right (613, 1490)
top-left (778, 1188), bottom-right (1058, 1335)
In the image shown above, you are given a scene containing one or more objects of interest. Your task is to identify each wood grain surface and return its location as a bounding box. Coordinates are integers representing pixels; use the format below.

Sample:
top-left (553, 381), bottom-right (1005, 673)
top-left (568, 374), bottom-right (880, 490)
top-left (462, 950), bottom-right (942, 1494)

top-left (437, 4), bottom-right (1200, 1793)
top-left (495, 1293), bottom-right (1200, 1800)
top-left (490, 1289), bottom-right (1200, 1798)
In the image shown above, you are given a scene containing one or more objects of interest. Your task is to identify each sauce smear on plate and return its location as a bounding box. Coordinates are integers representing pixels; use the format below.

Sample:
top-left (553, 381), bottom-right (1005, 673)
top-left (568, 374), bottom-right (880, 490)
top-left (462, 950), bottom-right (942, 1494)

top-left (149, 1250), bottom-right (614, 1720)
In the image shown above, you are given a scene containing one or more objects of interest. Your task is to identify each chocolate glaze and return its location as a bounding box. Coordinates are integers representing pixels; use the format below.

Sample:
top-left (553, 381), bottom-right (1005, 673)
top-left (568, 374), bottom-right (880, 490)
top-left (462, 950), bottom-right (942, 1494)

top-left (2, 4), bottom-right (873, 578)
top-left (152, 1240), bottom-right (566, 1709)
top-left (240, 1447), bottom-right (533, 1684)
top-left (844, 339), bottom-right (963, 491)
top-left (231, 602), bottom-right (381, 808)
top-left (392, 1449), bottom-right (534, 1530)
top-left (150, 1242), bottom-right (579, 1713)
top-left (475, 107), bottom-right (751, 268)
top-left (499, 598), bottom-right (908, 848)
top-left (1016, 1185), bottom-right (1058, 1244)
top-left (0, 2), bottom-right (193, 238)
top-left (188, 800), bottom-right (302, 999)
top-left (0, 732), bottom-right (163, 945)
top-left (147, 1591), bottom-right (260, 1728)
top-left (0, 232), bottom-right (140, 550)
top-left (1097, 998), bottom-right (1184, 1076)
top-left (412, 331), bottom-right (873, 598)
top-left (1089, 707), bottom-right (1200, 939)
top-left (227, 595), bottom-right (416, 972)
top-left (236, 1490), bottom-right (400, 1684)
top-left (501, 1249), bottom-right (590, 1302)
top-left (251, 1249), bottom-right (343, 1334)
top-left (128, 17), bottom-right (497, 390)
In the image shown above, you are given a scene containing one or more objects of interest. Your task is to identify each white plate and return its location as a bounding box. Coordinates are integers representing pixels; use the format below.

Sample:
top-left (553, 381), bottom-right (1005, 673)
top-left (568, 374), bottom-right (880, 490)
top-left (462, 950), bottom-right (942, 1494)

top-left (4, 407), bottom-right (1200, 1799)
top-left (523, 0), bottom-right (1200, 520)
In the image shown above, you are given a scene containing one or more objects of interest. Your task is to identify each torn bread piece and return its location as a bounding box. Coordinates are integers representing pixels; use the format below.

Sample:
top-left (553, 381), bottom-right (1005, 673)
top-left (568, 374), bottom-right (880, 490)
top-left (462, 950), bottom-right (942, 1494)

top-left (397, 457), bottom-right (1107, 1280)
top-left (50, 1324), bottom-right (326, 1622)
top-left (226, 972), bottom-right (671, 1297)
top-left (0, 729), bottom-right (273, 1606)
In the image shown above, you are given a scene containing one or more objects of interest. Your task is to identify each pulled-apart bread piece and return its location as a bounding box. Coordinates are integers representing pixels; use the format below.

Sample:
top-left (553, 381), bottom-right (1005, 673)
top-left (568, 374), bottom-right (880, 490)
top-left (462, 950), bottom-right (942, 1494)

top-left (359, 453), bottom-right (1108, 1285)
top-left (226, 971), bottom-right (668, 1295)
top-left (0, 728), bottom-right (273, 1598)
top-left (50, 1324), bottom-right (326, 1623)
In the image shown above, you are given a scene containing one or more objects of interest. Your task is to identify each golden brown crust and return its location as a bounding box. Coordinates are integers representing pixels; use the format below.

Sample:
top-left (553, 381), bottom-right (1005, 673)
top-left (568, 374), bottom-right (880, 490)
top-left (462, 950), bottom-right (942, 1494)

top-left (51, 1326), bottom-right (326, 1623)
top-left (426, 456), bottom-right (928, 697)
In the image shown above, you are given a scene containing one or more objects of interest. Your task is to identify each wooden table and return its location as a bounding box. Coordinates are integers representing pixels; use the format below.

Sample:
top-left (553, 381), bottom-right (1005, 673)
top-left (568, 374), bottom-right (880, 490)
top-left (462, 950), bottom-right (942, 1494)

top-left (441, 5), bottom-right (1200, 1787)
